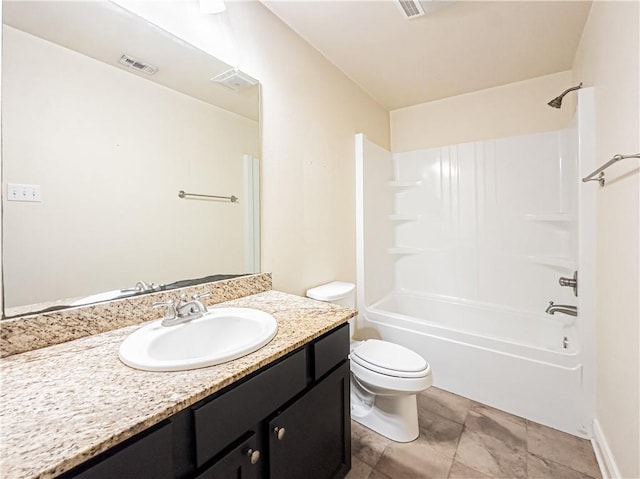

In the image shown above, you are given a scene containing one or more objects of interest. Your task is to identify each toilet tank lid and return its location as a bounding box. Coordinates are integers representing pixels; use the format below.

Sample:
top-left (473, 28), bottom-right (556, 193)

top-left (306, 281), bottom-right (355, 302)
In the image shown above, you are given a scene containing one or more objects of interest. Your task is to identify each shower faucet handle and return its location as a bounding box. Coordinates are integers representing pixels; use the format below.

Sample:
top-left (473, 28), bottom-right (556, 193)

top-left (558, 276), bottom-right (576, 287)
top-left (558, 271), bottom-right (578, 297)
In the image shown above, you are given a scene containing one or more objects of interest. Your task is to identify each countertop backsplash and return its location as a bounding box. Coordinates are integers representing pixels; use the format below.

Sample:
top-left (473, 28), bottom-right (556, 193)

top-left (0, 273), bottom-right (272, 358)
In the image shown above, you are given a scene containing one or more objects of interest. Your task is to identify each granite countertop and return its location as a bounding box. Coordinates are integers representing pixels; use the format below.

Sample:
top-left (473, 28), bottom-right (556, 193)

top-left (0, 290), bottom-right (356, 479)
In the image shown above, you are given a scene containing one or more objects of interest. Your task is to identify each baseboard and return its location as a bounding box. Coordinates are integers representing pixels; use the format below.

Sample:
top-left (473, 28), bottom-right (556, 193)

top-left (592, 419), bottom-right (621, 479)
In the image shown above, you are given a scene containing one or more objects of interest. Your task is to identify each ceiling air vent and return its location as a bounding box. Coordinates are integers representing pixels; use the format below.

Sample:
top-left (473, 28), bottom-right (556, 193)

top-left (211, 68), bottom-right (258, 92)
top-left (118, 55), bottom-right (158, 76)
top-left (397, 0), bottom-right (426, 19)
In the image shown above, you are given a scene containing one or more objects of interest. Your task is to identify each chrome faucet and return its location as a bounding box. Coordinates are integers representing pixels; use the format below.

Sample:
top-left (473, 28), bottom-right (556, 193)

top-left (121, 281), bottom-right (155, 293)
top-left (154, 292), bottom-right (211, 326)
top-left (176, 292), bottom-right (210, 318)
top-left (545, 301), bottom-right (578, 317)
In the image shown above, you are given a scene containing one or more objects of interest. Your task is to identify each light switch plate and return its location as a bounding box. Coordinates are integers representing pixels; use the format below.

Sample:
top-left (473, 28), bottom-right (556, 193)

top-left (7, 183), bottom-right (42, 202)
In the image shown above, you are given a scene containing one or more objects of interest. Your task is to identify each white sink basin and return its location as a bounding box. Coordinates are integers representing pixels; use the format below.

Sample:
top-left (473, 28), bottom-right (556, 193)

top-left (119, 308), bottom-right (278, 372)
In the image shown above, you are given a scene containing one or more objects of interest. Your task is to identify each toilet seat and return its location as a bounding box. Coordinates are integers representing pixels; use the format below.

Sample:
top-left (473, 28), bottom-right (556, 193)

top-left (351, 339), bottom-right (430, 378)
top-left (350, 359), bottom-right (433, 395)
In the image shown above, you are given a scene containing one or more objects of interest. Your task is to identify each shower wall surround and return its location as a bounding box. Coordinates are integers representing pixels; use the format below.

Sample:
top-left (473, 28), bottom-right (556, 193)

top-left (392, 129), bottom-right (578, 312)
top-left (355, 90), bottom-right (596, 437)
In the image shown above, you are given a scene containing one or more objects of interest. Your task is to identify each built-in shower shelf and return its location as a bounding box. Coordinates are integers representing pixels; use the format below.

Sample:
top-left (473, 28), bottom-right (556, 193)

top-left (388, 214), bottom-right (422, 222)
top-left (388, 247), bottom-right (422, 255)
top-left (523, 213), bottom-right (575, 223)
top-left (527, 255), bottom-right (577, 269)
top-left (388, 180), bottom-right (423, 189)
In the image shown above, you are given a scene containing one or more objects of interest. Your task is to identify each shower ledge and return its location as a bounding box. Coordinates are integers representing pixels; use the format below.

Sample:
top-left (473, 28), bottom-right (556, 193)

top-left (388, 247), bottom-right (422, 255)
top-left (526, 255), bottom-right (577, 270)
top-left (388, 180), bottom-right (422, 189)
top-left (388, 214), bottom-right (422, 222)
top-left (523, 213), bottom-right (576, 223)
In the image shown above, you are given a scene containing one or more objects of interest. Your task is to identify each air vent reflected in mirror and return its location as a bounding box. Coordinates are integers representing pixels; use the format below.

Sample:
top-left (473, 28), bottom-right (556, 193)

top-left (118, 54), bottom-right (158, 76)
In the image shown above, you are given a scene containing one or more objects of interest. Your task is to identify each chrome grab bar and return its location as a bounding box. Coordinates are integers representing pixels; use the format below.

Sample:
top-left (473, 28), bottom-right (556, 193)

top-left (178, 190), bottom-right (238, 202)
top-left (582, 153), bottom-right (640, 187)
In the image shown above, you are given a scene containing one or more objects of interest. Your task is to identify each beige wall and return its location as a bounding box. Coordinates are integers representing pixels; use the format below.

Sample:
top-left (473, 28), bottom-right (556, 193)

top-left (2, 26), bottom-right (258, 307)
top-left (0, 3), bottom-right (3, 314)
top-left (390, 71), bottom-right (575, 152)
top-left (121, 1), bottom-right (391, 296)
top-left (223, 2), bottom-right (390, 295)
top-left (572, 2), bottom-right (640, 477)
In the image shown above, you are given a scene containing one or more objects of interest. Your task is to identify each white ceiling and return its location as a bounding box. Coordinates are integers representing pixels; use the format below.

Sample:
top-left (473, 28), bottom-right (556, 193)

top-left (3, 1), bottom-right (259, 120)
top-left (263, 1), bottom-right (592, 110)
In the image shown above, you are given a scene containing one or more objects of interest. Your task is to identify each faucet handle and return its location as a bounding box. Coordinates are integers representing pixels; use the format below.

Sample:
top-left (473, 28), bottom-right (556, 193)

top-left (153, 300), bottom-right (173, 307)
top-left (558, 271), bottom-right (578, 297)
top-left (153, 300), bottom-right (177, 320)
top-left (191, 292), bottom-right (211, 314)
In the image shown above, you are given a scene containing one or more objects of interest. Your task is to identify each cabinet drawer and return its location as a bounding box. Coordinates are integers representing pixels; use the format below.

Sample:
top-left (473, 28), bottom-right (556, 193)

top-left (69, 422), bottom-right (172, 479)
top-left (196, 432), bottom-right (260, 479)
top-left (313, 324), bottom-right (349, 380)
top-left (192, 349), bottom-right (307, 467)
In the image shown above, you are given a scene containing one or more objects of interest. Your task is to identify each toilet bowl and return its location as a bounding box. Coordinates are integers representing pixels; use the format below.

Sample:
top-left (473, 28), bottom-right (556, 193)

top-left (306, 282), bottom-right (433, 442)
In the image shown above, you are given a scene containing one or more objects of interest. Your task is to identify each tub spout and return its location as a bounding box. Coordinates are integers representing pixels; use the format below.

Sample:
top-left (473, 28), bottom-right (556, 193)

top-left (545, 301), bottom-right (577, 317)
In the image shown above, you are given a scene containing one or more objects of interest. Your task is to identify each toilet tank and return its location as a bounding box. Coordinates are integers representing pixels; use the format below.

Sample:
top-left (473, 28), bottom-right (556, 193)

top-left (306, 281), bottom-right (355, 308)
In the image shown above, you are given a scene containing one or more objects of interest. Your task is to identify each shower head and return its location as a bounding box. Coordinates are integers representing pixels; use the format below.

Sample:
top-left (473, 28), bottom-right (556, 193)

top-left (547, 97), bottom-right (563, 109)
top-left (547, 82), bottom-right (583, 109)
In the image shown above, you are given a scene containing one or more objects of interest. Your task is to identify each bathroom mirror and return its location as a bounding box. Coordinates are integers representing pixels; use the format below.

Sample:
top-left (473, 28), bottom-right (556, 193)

top-left (1, 1), bottom-right (261, 318)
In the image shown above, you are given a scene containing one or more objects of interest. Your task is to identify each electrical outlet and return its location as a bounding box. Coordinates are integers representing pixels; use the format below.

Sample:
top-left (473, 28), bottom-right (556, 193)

top-left (7, 183), bottom-right (42, 202)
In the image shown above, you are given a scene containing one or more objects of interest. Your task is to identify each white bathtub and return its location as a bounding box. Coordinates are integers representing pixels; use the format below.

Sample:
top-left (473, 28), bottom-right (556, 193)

top-left (361, 291), bottom-right (591, 437)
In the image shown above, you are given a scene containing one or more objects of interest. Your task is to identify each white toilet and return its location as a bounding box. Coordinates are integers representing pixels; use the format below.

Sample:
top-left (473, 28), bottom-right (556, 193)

top-left (306, 281), bottom-right (433, 442)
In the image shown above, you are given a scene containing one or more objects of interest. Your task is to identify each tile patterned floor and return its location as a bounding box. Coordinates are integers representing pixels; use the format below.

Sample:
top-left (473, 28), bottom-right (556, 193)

top-left (346, 387), bottom-right (602, 479)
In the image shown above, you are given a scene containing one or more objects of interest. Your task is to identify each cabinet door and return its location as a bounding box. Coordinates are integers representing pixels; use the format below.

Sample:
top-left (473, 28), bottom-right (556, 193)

top-left (196, 433), bottom-right (261, 479)
top-left (67, 422), bottom-right (172, 479)
top-left (192, 350), bottom-right (307, 468)
top-left (268, 362), bottom-right (350, 479)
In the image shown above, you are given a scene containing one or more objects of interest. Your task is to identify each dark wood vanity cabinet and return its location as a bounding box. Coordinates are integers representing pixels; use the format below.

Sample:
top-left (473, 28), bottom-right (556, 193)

top-left (268, 362), bottom-right (350, 479)
top-left (70, 421), bottom-right (174, 479)
top-left (195, 432), bottom-right (261, 479)
top-left (61, 324), bottom-right (350, 479)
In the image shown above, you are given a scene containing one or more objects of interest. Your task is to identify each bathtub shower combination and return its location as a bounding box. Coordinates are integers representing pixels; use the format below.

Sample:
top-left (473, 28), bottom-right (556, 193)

top-left (355, 89), bottom-right (597, 437)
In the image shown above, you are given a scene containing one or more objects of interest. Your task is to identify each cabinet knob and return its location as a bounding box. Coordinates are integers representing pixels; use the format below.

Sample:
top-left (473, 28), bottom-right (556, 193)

top-left (246, 448), bottom-right (260, 465)
top-left (273, 426), bottom-right (286, 440)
